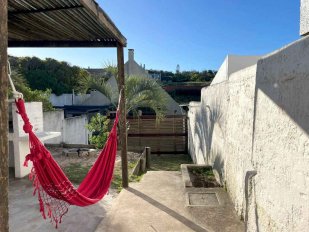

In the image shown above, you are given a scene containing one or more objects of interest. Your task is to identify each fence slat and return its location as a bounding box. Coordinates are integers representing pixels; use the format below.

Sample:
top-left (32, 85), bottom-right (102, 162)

top-left (111, 116), bottom-right (187, 153)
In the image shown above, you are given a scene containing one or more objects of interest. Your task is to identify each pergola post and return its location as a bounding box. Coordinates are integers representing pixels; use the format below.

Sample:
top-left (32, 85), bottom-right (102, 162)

top-left (0, 0), bottom-right (9, 231)
top-left (117, 44), bottom-right (128, 188)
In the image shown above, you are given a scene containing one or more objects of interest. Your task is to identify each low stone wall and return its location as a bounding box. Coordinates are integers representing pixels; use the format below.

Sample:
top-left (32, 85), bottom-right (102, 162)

top-left (188, 36), bottom-right (309, 231)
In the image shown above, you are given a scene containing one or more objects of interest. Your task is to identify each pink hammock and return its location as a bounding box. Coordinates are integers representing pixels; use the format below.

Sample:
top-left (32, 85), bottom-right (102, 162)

top-left (15, 98), bottom-right (119, 228)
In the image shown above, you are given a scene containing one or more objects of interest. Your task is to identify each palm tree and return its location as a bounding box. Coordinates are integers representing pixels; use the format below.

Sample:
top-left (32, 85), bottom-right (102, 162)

top-left (78, 66), bottom-right (168, 120)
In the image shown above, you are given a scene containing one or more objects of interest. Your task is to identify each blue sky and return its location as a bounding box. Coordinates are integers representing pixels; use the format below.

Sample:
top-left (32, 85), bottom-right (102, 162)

top-left (9, 0), bottom-right (300, 72)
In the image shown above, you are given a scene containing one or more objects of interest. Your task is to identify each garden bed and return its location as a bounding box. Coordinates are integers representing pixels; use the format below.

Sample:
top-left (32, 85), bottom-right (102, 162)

top-left (181, 164), bottom-right (221, 188)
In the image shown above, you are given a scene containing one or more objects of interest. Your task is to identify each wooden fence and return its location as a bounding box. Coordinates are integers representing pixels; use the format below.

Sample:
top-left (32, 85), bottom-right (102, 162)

top-left (124, 115), bottom-right (188, 154)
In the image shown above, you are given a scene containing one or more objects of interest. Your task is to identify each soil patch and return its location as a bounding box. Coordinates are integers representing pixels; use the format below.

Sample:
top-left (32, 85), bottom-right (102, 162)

top-left (188, 166), bottom-right (221, 188)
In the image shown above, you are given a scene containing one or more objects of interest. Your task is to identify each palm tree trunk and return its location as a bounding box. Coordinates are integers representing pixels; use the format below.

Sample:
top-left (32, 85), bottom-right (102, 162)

top-left (0, 1), bottom-right (9, 231)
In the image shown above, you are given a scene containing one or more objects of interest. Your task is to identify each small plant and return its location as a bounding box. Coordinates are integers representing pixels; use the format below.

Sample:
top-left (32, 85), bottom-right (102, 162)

top-left (188, 166), bottom-right (220, 188)
top-left (86, 113), bottom-right (110, 149)
top-left (190, 167), bottom-right (214, 178)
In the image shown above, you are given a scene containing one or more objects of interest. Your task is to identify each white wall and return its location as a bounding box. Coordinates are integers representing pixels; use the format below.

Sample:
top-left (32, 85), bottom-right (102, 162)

top-left (44, 110), bottom-right (88, 145)
top-left (63, 115), bottom-right (88, 145)
top-left (301, 0), bottom-right (309, 35)
top-left (50, 94), bottom-right (75, 106)
top-left (188, 36), bottom-right (309, 231)
top-left (211, 55), bottom-right (261, 85)
top-left (50, 91), bottom-right (111, 107)
top-left (43, 110), bottom-right (64, 144)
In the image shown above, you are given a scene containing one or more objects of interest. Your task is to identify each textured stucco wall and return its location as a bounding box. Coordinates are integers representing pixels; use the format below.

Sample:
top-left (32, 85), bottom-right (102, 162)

top-left (43, 110), bottom-right (88, 145)
top-left (43, 110), bottom-right (64, 144)
top-left (188, 36), bottom-right (309, 231)
top-left (300, 0), bottom-right (309, 36)
top-left (211, 55), bottom-right (261, 85)
top-left (224, 65), bottom-right (257, 218)
top-left (251, 36), bottom-right (309, 232)
top-left (63, 115), bottom-right (88, 145)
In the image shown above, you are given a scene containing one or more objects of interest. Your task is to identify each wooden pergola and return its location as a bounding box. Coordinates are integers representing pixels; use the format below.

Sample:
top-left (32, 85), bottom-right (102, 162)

top-left (0, 1), bottom-right (128, 231)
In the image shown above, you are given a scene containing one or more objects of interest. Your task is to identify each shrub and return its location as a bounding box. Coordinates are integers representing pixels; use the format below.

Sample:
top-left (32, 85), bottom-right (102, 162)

top-left (86, 113), bottom-right (110, 148)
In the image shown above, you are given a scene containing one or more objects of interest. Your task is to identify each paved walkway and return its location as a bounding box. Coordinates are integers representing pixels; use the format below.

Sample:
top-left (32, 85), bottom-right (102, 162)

top-left (96, 171), bottom-right (244, 232)
top-left (9, 178), bottom-right (117, 232)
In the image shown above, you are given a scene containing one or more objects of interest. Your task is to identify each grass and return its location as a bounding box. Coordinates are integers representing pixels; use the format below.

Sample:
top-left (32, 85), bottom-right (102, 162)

top-left (63, 160), bottom-right (141, 193)
top-left (111, 160), bottom-right (144, 192)
top-left (149, 154), bottom-right (192, 171)
top-left (63, 163), bottom-right (92, 184)
top-left (189, 166), bottom-right (215, 178)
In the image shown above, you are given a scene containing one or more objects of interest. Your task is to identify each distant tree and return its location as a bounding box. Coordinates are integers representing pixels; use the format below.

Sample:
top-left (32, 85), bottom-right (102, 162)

top-left (176, 64), bottom-right (180, 74)
top-left (10, 56), bottom-right (91, 95)
top-left (9, 71), bottom-right (54, 111)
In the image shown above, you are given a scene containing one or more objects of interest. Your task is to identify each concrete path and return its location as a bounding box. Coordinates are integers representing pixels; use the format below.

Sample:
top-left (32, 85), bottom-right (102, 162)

top-left (9, 178), bottom-right (117, 232)
top-left (96, 171), bottom-right (244, 232)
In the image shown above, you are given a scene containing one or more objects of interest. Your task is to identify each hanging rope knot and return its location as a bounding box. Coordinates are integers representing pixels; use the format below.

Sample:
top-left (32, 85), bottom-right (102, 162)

top-left (23, 122), bottom-right (33, 133)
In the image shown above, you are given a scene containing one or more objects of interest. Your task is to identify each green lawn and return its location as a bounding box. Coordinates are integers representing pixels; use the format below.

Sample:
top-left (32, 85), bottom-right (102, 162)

top-left (63, 154), bottom-right (192, 192)
top-left (63, 163), bottom-right (92, 184)
top-left (63, 160), bottom-right (140, 192)
top-left (149, 154), bottom-right (192, 171)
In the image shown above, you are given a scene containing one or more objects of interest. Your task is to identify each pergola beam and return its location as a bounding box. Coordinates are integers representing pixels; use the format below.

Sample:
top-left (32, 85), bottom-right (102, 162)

top-left (0, 0), bottom-right (9, 231)
top-left (80, 0), bottom-right (127, 46)
top-left (8, 40), bottom-right (119, 48)
top-left (9, 5), bottom-right (83, 15)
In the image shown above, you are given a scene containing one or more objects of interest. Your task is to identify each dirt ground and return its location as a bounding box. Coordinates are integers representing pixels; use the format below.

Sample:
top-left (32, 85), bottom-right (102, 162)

top-left (48, 146), bottom-right (141, 168)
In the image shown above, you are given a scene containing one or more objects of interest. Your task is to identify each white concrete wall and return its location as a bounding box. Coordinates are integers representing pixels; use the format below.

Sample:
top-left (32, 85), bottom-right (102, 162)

top-left (43, 110), bottom-right (64, 144)
top-left (211, 56), bottom-right (229, 85)
top-left (43, 111), bottom-right (88, 145)
top-left (301, 0), bottom-right (309, 36)
top-left (251, 36), bottom-right (309, 232)
top-left (50, 94), bottom-right (75, 106)
top-left (188, 36), bottom-right (309, 231)
top-left (50, 91), bottom-right (111, 107)
top-left (63, 115), bottom-right (88, 145)
top-left (211, 55), bottom-right (261, 85)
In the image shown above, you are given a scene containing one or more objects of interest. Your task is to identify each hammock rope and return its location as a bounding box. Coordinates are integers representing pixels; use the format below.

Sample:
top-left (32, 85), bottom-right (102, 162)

top-left (10, 63), bottom-right (122, 227)
top-left (7, 61), bottom-right (23, 99)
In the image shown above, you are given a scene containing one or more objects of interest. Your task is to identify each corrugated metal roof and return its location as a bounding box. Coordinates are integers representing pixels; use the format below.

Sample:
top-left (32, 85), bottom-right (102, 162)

top-left (8, 0), bottom-right (126, 47)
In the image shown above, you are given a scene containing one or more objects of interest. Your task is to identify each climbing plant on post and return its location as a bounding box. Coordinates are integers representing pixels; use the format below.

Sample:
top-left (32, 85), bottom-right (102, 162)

top-left (0, 0), bottom-right (9, 231)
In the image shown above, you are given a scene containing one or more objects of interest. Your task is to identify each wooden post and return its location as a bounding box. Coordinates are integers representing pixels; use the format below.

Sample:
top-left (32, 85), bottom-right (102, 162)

top-left (117, 44), bottom-right (128, 188)
top-left (0, 0), bottom-right (9, 231)
top-left (145, 147), bottom-right (151, 169)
